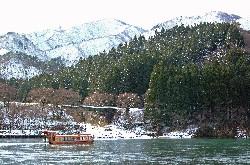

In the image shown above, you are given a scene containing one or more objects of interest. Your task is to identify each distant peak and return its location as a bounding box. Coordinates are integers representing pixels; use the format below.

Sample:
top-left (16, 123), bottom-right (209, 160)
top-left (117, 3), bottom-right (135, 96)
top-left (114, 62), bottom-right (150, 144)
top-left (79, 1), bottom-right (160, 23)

top-left (152, 11), bottom-right (242, 30)
top-left (206, 11), bottom-right (227, 15)
top-left (203, 11), bottom-right (241, 20)
top-left (3, 31), bottom-right (26, 38)
top-left (5, 31), bottom-right (21, 36)
top-left (112, 19), bottom-right (128, 25)
top-left (88, 18), bottom-right (128, 26)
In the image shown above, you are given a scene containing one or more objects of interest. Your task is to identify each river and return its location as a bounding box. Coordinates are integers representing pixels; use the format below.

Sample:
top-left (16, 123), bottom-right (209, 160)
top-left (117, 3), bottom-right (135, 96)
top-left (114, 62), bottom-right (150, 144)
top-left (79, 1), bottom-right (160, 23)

top-left (0, 138), bottom-right (249, 164)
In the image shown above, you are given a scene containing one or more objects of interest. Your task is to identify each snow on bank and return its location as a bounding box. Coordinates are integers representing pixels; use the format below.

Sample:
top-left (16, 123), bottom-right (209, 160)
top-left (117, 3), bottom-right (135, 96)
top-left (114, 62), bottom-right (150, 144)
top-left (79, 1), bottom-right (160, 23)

top-left (85, 124), bottom-right (152, 140)
top-left (1, 125), bottom-right (248, 140)
top-left (158, 127), bottom-right (198, 139)
top-left (0, 103), bottom-right (248, 140)
top-left (0, 124), bottom-right (195, 140)
top-left (236, 128), bottom-right (248, 139)
top-left (0, 130), bottom-right (41, 136)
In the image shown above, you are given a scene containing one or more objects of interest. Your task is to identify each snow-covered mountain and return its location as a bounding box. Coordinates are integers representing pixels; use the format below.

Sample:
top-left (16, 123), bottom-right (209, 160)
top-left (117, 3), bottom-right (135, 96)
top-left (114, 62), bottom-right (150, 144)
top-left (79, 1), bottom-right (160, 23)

top-left (153, 11), bottom-right (240, 29)
top-left (0, 52), bottom-right (64, 80)
top-left (26, 19), bottom-right (146, 65)
top-left (0, 32), bottom-right (47, 61)
top-left (0, 11), bottom-right (250, 79)
top-left (0, 19), bottom-right (145, 79)
top-left (0, 52), bottom-right (42, 79)
top-left (146, 11), bottom-right (250, 37)
top-left (0, 58), bottom-right (41, 79)
top-left (0, 19), bottom-right (145, 65)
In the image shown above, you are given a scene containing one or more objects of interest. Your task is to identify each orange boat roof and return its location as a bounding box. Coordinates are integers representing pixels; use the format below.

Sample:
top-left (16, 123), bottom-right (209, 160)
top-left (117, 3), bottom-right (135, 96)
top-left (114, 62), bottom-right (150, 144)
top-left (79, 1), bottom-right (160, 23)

top-left (55, 134), bottom-right (92, 137)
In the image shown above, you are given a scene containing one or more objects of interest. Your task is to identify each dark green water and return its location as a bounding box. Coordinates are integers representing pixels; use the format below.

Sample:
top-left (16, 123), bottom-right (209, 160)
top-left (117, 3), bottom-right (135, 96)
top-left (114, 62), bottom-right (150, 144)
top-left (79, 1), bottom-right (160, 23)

top-left (0, 138), bottom-right (249, 164)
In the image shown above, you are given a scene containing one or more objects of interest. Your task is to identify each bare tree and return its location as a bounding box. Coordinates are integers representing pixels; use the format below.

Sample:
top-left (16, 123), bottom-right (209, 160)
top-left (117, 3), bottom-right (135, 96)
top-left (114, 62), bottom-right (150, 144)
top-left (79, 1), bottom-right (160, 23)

top-left (26, 88), bottom-right (55, 104)
top-left (116, 92), bottom-right (143, 108)
top-left (0, 83), bottom-right (17, 101)
top-left (52, 88), bottom-right (80, 106)
top-left (27, 87), bottom-right (80, 106)
top-left (83, 91), bottom-right (116, 106)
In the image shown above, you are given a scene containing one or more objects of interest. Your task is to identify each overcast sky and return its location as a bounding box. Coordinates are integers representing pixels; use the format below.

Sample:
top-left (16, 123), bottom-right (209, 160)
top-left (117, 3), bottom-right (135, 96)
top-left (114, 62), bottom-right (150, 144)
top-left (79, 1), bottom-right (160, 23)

top-left (0, 0), bottom-right (249, 33)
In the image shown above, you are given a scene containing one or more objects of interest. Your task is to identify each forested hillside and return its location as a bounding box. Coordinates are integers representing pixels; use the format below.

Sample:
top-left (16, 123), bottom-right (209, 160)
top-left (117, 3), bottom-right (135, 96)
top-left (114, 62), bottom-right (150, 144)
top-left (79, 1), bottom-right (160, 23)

top-left (1, 22), bottom-right (249, 137)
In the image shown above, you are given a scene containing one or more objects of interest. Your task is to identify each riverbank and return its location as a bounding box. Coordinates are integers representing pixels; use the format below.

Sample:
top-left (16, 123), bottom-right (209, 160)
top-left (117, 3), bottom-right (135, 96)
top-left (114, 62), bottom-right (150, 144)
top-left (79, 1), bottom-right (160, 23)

top-left (0, 130), bottom-right (43, 138)
top-left (1, 125), bottom-right (248, 140)
top-left (0, 135), bottom-right (42, 138)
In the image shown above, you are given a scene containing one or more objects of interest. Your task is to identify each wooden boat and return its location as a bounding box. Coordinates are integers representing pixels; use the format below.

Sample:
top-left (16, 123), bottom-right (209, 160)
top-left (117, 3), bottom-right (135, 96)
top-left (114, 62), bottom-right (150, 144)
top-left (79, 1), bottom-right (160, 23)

top-left (43, 131), bottom-right (94, 145)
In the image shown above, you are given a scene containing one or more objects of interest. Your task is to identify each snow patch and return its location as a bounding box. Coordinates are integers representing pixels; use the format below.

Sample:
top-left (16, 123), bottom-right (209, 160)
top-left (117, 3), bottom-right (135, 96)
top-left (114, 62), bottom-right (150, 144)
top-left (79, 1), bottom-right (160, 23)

top-left (238, 17), bottom-right (250, 31)
top-left (0, 59), bottom-right (41, 79)
top-left (0, 48), bottom-right (9, 55)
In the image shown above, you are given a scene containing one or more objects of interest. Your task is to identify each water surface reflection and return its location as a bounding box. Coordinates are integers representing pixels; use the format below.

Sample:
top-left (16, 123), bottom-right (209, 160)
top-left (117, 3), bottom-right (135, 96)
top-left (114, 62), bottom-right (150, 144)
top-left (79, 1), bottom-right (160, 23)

top-left (0, 138), bottom-right (249, 164)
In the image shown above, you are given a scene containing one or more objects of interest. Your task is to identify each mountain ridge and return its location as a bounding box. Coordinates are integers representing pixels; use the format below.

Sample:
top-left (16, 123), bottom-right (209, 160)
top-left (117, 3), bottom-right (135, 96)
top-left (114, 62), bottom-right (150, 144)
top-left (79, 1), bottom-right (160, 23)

top-left (0, 11), bottom-right (250, 79)
top-left (152, 11), bottom-right (241, 30)
top-left (26, 19), bottom-right (146, 65)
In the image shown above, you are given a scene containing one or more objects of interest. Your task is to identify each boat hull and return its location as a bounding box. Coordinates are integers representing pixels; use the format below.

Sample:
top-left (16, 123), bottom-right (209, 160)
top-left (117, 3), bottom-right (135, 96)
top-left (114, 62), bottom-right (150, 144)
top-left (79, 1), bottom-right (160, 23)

top-left (48, 140), bottom-right (94, 145)
top-left (43, 131), bottom-right (94, 145)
